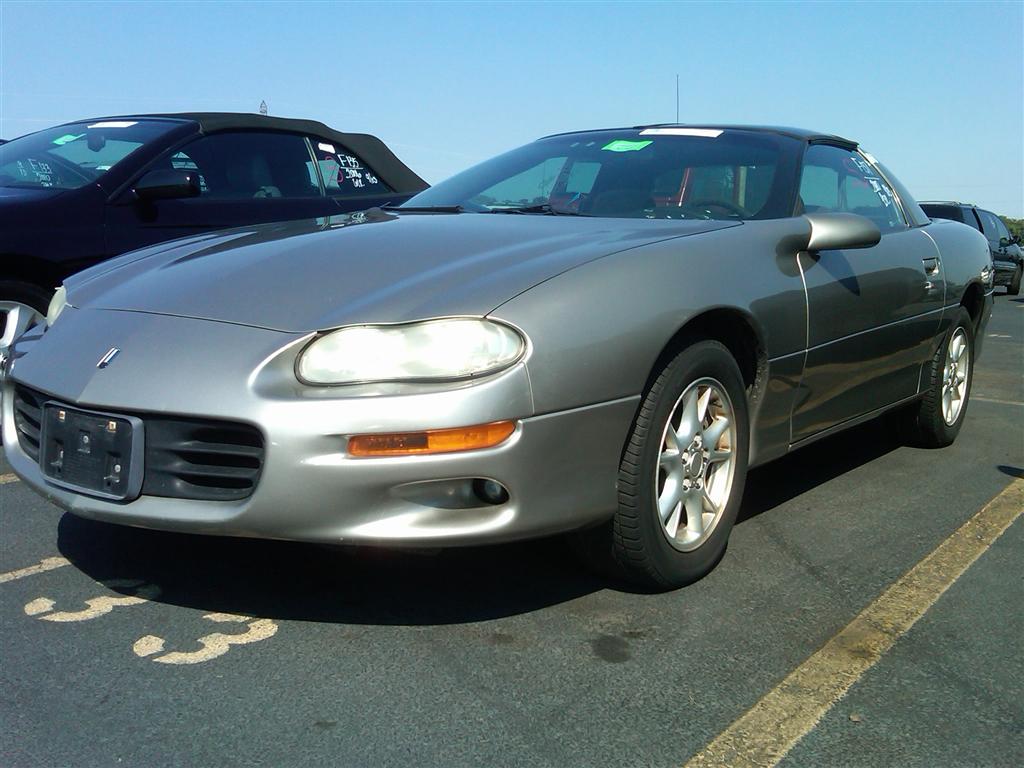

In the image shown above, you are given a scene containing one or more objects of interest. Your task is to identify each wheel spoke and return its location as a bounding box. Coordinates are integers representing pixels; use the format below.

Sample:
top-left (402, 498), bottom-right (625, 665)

top-left (696, 386), bottom-right (712, 423)
top-left (677, 388), bottom-right (700, 444)
top-left (658, 472), bottom-right (683, 523)
top-left (664, 503), bottom-right (682, 539)
top-left (659, 448), bottom-right (681, 470)
top-left (684, 488), bottom-right (705, 535)
top-left (702, 487), bottom-right (719, 515)
top-left (703, 416), bottom-right (730, 452)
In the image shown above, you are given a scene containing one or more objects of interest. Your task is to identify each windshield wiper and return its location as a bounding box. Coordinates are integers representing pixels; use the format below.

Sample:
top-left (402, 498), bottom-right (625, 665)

top-left (486, 203), bottom-right (584, 216)
top-left (382, 204), bottom-right (464, 213)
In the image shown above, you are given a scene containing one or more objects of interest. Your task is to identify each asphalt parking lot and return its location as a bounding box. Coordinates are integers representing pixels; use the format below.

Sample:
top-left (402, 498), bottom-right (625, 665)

top-left (1, 296), bottom-right (1021, 768)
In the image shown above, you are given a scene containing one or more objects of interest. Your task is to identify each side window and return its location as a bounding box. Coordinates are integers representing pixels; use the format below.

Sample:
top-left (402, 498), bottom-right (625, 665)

top-left (309, 139), bottom-right (392, 196)
top-left (155, 132), bottom-right (321, 199)
top-left (978, 210), bottom-right (1008, 242)
top-left (799, 144), bottom-right (906, 233)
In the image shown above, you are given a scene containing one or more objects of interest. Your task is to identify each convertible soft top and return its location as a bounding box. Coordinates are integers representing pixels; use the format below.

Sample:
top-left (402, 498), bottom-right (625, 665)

top-left (80, 112), bottom-right (430, 194)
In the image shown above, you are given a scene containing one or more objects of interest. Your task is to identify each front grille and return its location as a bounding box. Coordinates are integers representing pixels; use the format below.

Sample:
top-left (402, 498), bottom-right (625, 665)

top-left (143, 418), bottom-right (264, 501)
top-left (13, 386), bottom-right (43, 461)
top-left (12, 386), bottom-right (264, 502)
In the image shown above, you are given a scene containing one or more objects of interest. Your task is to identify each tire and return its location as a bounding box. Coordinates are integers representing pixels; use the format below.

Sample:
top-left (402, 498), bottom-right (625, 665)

top-left (581, 340), bottom-right (750, 589)
top-left (0, 280), bottom-right (52, 342)
top-left (903, 307), bottom-right (974, 448)
top-left (1008, 265), bottom-right (1022, 296)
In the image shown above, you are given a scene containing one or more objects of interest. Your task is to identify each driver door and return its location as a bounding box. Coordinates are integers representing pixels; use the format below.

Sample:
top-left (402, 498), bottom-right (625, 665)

top-left (790, 144), bottom-right (945, 443)
top-left (104, 131), bottom-right (335, 255)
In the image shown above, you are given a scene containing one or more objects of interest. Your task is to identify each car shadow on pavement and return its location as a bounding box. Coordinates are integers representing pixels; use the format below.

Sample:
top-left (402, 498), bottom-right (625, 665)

top-left (736, 416), bottom-right (902, 525)
top-left (56, 415), bottom-right (903, 625)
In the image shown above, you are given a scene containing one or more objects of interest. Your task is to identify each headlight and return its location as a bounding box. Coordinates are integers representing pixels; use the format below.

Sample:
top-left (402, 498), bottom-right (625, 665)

top-left (46, 285), bottom-right (68, 327)
top-left (296, 318), bottom-right (526, 385)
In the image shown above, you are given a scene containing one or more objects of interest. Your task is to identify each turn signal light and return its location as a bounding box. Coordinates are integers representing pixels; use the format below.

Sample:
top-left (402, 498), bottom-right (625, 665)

top-left (348, 421), bottom-right (517, 457)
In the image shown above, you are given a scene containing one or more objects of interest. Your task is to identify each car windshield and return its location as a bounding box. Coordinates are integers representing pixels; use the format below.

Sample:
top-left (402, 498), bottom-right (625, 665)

top-left (0, 119), bottom-right (181, 190)
top-left (404, 128), bottom-right (798, 220)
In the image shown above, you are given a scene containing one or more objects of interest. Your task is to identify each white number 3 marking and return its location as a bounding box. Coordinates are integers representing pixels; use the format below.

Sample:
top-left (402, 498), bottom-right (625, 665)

top-left (24, 580), bottom-right (159, 622)
top-left (133, 612), bottom-right (278, 665)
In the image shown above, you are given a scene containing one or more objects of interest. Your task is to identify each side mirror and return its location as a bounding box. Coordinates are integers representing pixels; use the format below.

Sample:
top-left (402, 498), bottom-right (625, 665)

top-left (999, 236), bottom-right (1011, 249)
top-left (803, 212), bottom-right (881, 252)
top-left (134, 169), bottom-right (201, 201)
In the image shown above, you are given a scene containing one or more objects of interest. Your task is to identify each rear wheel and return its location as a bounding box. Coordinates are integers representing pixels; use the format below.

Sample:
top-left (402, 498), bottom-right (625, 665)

top-left (903, 307), bottom-right (974, 448)
top-left (589, 341), bottom-right (749, 589)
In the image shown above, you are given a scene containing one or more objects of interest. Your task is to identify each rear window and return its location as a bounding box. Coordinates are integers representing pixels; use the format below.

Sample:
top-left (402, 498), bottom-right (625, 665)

top-left (920, 204), bottom-right (966, 223)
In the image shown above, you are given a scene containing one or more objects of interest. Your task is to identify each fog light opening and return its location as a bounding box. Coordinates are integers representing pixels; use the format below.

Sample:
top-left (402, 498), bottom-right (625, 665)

top-left (473, 478), bottom-right (510, 506)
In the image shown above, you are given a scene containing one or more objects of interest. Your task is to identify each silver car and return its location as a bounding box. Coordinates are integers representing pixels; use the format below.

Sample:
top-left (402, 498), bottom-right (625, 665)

top-left (2, 125), bottom-right (993, 588)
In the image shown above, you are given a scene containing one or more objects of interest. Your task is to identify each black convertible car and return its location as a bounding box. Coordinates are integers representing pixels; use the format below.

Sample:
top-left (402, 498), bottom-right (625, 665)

top-left (0, 113), bottom-right (428, 343)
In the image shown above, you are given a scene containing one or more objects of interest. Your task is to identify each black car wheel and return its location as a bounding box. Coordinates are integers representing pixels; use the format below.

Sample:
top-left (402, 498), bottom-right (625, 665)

top-left (0, 281), bottom-right (51, 346)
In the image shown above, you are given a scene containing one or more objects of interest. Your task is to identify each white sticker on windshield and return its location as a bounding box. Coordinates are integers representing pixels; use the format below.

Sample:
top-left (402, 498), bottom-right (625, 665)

top-left (317, 142), bottom-right (336, 154)
top-left (87, 121), bottom-right (138, 129)
top-left (640, 128), bottom-right (723, 138)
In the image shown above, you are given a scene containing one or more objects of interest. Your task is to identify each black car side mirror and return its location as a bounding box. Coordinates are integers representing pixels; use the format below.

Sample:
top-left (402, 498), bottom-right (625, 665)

top-left (134, 169), bottom-right (201, 201)
top-left (803, 212), bottom-right (881, 252)
top-left (998, 236), bottom-right (1012, 249)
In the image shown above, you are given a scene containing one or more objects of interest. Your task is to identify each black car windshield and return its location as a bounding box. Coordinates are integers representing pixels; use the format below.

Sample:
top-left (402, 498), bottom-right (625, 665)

top-left (404, 128), bottom-right (799, 220)
top-left (0, 119), bottom-right (181, 190)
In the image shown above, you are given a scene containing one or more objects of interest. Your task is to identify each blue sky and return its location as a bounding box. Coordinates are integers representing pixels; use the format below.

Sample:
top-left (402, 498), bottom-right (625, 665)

top-left (1, 0), bottom-right (1021, 215)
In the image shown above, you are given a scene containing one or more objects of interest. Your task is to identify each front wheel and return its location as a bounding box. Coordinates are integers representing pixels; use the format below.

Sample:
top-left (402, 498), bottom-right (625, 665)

top-left (1007, 265), bottom-right (1022, 296)
top-left (605, 341), bottom-right (750, 589)
top-left (0, 281), bottom-right (51, 348)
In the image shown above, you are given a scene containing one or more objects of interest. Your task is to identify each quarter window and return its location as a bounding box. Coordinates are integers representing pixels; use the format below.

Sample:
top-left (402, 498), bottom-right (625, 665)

top-left (799, 145), bottom-right (906, 233)
top-left (309, 139), bottom-right (391, 196)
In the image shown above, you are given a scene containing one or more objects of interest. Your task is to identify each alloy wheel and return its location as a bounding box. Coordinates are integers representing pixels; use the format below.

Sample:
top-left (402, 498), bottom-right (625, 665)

top-left (655, 377), bottom-right (737, 552)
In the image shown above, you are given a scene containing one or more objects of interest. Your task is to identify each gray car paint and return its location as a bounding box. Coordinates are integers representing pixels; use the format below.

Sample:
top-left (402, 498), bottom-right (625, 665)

top-left (2, 137), bottom-right (995, 547)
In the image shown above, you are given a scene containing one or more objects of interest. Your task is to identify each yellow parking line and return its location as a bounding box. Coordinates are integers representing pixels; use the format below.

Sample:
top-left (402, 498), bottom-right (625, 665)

top-left (684, 479), bottom-right (1024, 768)
top-left (0, 556), bottom-right (71, 585)
top-left (0, 473), bottom-right (19, 485)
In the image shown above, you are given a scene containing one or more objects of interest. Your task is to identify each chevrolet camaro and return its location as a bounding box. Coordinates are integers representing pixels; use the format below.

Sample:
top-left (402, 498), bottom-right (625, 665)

top-left (2, 125), bottom-right (994, 588)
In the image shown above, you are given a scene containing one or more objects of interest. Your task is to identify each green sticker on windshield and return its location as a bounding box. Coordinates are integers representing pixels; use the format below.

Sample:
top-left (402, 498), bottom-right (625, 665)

top-left (52, 133), bottom-right (84, 146)
top-left (601, 139), bottom-right (652, 152)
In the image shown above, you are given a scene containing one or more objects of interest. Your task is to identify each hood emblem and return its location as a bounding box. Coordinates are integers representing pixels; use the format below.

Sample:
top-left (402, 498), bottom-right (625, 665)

top-left (96, 347), bottom-right (120, 369)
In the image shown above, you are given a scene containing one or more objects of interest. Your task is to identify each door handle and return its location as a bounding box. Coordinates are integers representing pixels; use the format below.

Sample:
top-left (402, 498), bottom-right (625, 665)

top-left (921, 257), bottom-right (940, 276)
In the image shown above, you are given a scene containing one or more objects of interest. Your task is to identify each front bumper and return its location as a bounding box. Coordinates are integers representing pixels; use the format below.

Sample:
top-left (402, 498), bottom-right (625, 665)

top-left (3, 309), bottom-right (637, 546)
top-left (992, 258), bottom-right (1019, 287)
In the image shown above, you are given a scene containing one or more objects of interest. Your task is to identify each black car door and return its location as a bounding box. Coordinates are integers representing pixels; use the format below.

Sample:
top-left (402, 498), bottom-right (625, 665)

top-left (104, 131), bottom-right (337, 255)
top-left (790, 144), bottom-right (945, 443)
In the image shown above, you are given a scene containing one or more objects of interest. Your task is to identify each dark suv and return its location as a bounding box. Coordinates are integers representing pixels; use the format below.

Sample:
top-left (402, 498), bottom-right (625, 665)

top-left (0, 113), bottom-right (428, 344)
top-left (920, 202), bottom-right (1022, 295)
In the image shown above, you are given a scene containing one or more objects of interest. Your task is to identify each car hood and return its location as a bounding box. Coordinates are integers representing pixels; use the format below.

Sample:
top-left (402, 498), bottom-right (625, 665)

top-left (0, 185), bottom-right (66, 206)
top-left (68, 210), bottom-right (740, 332)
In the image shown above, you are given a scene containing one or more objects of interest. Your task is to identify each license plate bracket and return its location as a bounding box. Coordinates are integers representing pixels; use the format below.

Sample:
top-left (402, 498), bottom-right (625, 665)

top-left (40, 403), bottom-right (144, 501)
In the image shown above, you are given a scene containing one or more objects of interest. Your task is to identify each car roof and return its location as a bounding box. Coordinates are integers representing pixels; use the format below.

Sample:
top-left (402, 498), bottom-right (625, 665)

top-left (70, 112), bottom-right (429, 194)
top-left (541, 124), bottom-right (858, 149)
top-left (919, 201), bottom-right (978, 208)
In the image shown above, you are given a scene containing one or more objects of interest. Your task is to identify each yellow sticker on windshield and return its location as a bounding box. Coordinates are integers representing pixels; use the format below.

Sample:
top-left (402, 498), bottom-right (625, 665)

top-left (602, 139), bottom-right (652, 152)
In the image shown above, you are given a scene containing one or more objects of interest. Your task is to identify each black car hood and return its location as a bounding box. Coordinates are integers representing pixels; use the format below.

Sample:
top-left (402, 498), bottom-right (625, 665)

top-left (68, 210), bottom-right (740, 332)
top-left (0, 186), bottom-right (66, 204)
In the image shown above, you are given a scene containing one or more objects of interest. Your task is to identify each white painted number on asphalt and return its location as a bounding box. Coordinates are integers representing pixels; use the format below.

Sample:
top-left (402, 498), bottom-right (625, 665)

top-left (0, 556), bottom-right (71, 584)
top-left (133, 612), bottom-right (278, 665)
top-left (24, 579), bottom-right (160, 622)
